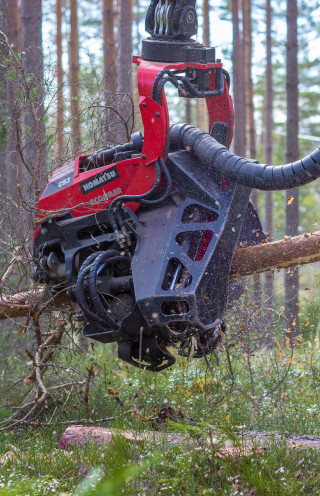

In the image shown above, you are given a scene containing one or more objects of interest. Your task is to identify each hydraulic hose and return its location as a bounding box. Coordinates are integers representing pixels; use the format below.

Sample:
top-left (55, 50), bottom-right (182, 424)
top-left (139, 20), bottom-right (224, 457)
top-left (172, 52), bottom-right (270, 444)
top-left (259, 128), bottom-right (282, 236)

top-left (169, 124), bottom-right (320, 191)
top-left (75, 251), bottom-right (120, 332)
top-left (82, 132), bottom-right (143, 169)
top-left (88, 252), bottom-right (131, 323)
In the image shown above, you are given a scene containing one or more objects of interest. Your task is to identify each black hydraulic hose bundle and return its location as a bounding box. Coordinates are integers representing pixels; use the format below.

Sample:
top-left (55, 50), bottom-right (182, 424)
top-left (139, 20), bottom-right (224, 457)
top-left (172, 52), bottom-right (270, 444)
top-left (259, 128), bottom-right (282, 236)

top-left (169, 124), bottom-right (320, 190)
top-left (82, 132), bottom-right (144, 170)
top-left (75, 249), bottom-right (127, 333)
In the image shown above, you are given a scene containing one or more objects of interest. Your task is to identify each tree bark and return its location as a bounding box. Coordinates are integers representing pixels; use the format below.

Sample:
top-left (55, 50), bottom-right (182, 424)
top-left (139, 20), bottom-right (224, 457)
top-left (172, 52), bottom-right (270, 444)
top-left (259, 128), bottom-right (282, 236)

top-left (0, 0), bottom-right (8, 197)
top-left (55, 0), bottom-right (64, 163)
top-left (59, 425), bottom-right (320, 452)
top-left (69, 0), bottom-right (81, 157)
top-left (186, 99), bottom-right (191, 124)
top-left (264, 0), bottom-right (274, 325)
top-left (242, 0), bottom-right (261, 308)
top-left (102, 0), bottom-right (116, 94)
top-left (3, 230), bottom-right (320, 320)
top-left (232, 0), bottom-right (246, 156)
top-left (117, 0), bottom-right (133, 143)
top-left (119, 0), bottom-right (132, 95)
top-left (203, 0), bottom-right (210, 47)
top-left (21, 0), bottom-right (47, 204)
top-left (3, 0), bottom-right (25, 237)
top-left (285, 0), bottom-right (299, 340)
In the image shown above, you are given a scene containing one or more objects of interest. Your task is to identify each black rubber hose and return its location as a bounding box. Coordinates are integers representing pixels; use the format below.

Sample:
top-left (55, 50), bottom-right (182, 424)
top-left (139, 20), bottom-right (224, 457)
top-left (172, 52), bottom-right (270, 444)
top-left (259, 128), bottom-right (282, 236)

top-left (75, 251), bottom-right (119, 331)
top-left (108, 159), bottom-right (162, 230)
top-left (138, 157), bottom-right (172, 204)
top-left (155, 76), bottom-right (180, 103)
top-left (88, 252), bottom-right (130, 325)
top-left (152, 69), bottom-right (180, 101)
top-left (82, 132), bottom-right (143, 169)
top-left (76, 264), bottom-right (112, 332)
top-left (169, 124), bottom-right (320, 191)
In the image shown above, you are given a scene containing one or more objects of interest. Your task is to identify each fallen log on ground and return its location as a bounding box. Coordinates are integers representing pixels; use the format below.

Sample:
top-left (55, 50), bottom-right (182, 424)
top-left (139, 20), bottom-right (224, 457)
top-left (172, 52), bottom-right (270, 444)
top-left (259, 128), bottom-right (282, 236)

top-left (60, 425), bottom-right (320, 454)
top-left (1, 229), bottom-right (320, 321)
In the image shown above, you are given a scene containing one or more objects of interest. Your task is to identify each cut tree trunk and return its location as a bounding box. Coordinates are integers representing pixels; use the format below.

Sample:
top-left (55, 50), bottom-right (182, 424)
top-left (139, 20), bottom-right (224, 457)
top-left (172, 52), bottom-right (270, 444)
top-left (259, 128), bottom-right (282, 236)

top-left (2, 230), bottom-right (320, 320)
top-left (60, 425), bottom-right (320, 454)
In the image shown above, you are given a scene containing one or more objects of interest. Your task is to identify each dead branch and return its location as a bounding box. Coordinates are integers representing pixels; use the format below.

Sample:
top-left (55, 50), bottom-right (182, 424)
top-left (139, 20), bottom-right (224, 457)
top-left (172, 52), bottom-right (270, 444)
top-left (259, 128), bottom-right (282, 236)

top-left (1, 229), bottom-right (320, 321)
top-left (24, 321), bottom-right (65, 384)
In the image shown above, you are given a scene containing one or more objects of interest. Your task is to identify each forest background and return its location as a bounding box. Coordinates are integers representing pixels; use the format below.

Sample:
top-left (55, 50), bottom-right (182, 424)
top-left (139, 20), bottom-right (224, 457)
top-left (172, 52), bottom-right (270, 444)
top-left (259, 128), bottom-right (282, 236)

top-left (1, 0), bottom-right (320, 494)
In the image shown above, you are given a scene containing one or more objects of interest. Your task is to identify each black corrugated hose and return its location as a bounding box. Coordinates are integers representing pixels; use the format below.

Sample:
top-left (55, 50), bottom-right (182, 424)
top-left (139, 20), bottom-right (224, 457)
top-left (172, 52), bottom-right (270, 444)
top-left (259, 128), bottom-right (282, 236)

top-left (169, 124), bottom-right (320, 190)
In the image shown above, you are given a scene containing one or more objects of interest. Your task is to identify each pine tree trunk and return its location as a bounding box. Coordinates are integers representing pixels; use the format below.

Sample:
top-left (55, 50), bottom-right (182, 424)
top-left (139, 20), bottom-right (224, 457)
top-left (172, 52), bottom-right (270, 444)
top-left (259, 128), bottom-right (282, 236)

top-left (232, 0), bottom-right (246, 156)
top-left (103, 0), bottom-right (116, 94)
top-left (243, 0), bottom-right (261, 309)
top-left (56, 0), bottom-right (64, 163)
top-left (201, 0), bottom-right (209, 131)
top-left (285, 0), bottom-right (299, 341)
top-left (186, 99), bottom-right (191, 123)
top-left (21, 0), bottom-right (47, 205)
top-left (0, 0), bottom-right (8, 197)
top-left (119, 0), bottom-right (132, 95)
top-left (69, 0), bottom-right (81, 157)
top-left (118, 0), bottom-right (133, 142)
top-left (203, 0), bottom-right (210, 47)
top-left (4, 0), bottom-right (24, 224)
top-left (265, 0), bottom-right (274, 328)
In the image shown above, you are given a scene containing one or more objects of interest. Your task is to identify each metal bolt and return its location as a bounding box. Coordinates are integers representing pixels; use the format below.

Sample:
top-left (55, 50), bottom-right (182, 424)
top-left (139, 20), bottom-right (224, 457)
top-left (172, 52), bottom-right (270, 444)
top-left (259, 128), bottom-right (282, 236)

top-left (187, 10), bottom-right (195, 22)
top-left (155, 112), bottom-right (160, 117)
top-left (142, 102), bottom-right (147, 107)
top-left (142, 154), bottom-right (146, 159)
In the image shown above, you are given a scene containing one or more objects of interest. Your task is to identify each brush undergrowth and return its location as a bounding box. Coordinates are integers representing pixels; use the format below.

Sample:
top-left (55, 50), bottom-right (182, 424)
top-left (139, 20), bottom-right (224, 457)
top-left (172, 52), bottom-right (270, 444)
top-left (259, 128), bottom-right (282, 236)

top-left (2, 281), bottom-right (320, 495)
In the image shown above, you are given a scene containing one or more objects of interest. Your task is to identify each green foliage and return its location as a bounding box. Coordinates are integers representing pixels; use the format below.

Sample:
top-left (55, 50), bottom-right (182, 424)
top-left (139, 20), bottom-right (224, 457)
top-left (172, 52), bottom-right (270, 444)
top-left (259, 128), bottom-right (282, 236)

top-left (3, 315), bottom-right (320, 495)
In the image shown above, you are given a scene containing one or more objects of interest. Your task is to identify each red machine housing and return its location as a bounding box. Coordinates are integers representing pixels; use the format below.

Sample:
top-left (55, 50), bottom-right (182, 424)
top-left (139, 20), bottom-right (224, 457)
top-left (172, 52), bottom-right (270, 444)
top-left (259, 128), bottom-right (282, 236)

top-left (35, 57), bottom-right (234, 237)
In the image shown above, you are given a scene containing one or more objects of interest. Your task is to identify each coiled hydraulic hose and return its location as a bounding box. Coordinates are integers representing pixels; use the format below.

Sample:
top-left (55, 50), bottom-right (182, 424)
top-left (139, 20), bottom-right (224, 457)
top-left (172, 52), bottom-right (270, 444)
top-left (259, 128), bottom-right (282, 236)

top-left (169, 124), bottom-right (320, 190)
top-left (75, 250), bottom-right (121, 332)
top-left (88, 252), bottom-right (131, 323)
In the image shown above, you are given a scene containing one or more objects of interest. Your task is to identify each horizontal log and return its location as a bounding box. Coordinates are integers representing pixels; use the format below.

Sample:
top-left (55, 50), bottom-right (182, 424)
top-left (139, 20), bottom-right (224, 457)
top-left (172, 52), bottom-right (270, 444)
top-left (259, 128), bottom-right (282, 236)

top-left (230, 230), bottom-right (320, 278)
top-left (59, 425), bottom-right (182, 449)
top-left (1, 229), bottom-right (320, 320)
top-left (59, 425), bottom-right (320, 453)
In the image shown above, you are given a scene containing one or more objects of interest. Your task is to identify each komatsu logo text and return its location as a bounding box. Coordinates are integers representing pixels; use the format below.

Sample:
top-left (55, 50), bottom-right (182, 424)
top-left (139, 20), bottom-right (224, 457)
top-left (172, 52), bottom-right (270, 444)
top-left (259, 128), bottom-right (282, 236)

top-left (80, 166), bottom-right (120, 194)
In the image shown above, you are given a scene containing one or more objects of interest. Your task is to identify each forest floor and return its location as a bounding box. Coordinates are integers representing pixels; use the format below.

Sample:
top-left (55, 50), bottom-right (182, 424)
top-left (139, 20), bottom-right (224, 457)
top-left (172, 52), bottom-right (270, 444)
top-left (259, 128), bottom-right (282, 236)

top-left (2, 324), bottom-right (320, 496)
